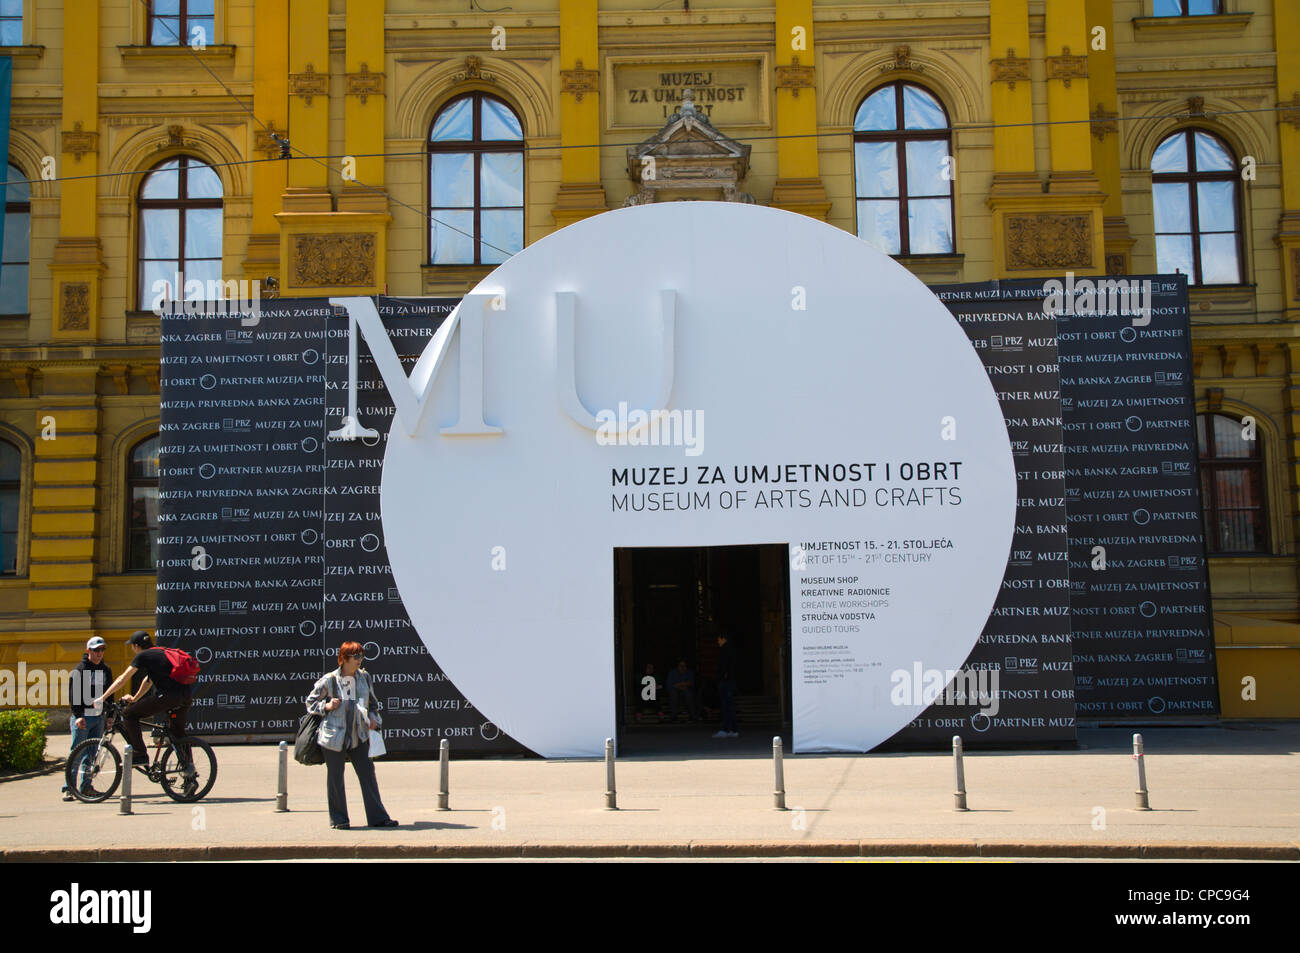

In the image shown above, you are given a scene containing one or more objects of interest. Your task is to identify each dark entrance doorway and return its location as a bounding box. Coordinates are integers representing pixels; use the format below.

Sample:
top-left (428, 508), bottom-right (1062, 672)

top-left (613, 544), bottom-right (791, 753)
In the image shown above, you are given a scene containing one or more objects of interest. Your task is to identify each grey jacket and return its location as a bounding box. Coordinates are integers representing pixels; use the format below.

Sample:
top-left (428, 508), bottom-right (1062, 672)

top-left (305, 668), bottom-right (383, 752)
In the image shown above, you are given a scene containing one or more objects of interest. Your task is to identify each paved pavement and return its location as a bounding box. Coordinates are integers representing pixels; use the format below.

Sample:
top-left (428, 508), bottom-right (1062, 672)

top-left (1, 723), bottom-right (1297, 860)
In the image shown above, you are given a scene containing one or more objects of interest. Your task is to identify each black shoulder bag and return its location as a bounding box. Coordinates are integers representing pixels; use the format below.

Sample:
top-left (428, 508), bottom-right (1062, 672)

top-left (294, 674), bottom-right (339, 766)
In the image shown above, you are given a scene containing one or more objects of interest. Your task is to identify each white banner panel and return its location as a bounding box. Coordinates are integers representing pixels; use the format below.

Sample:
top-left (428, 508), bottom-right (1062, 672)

top-left (355, 201), bottom-right (1015, 757)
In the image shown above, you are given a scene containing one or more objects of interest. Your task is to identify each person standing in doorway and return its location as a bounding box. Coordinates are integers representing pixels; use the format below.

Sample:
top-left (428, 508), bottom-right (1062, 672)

top-left (712, 633), bottom-right (739, 738)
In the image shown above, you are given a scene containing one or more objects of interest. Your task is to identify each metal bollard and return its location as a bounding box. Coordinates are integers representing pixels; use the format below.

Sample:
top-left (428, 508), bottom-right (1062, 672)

top-left (604, 737), bottom-right (618, 810)
top-left (437, 739), bottom-right (450, 810)
top-left (120, 744), bottom-right (134, 815)
top-left (773, 736), bottom-right (787, 810)
top-left (1133, 733), bottom-right (1151, 810)
top-left (276, 740), bottom-right (288, 812)
top-left (952, 735), bottom-right (968, 811)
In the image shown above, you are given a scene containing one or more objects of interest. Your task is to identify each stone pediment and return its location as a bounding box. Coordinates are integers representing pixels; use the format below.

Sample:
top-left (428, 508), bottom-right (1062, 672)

top-left (624, 89), bottom-right (754, 205)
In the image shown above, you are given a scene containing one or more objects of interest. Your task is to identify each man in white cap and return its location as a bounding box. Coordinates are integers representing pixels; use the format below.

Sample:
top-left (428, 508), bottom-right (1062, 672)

top-left (63, 636), bottom-right (112, 801)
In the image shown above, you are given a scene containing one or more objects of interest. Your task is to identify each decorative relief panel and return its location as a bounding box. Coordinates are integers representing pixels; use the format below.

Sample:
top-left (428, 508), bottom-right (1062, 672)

top-left (1045, 47), bottom-right (1088, 87)
top-left (1291, 248), bottom-right (1300, 301)
top-left (1091, 104), bottom-right (1117, 141)
top-left (880, 45), bottom-right (924, 74)
top-left (346, 64), bottom-right (384, 105)
top-left (61, 121), bottom-right (98, 161)
top-left (775, 56), bottom-right (815, 97)
top-left (561, 60), bottom-right (599, 102)
top-left (254, 122), bottom-right (287, 159)
top-left (291, 233), bottom-right (377, 287)
top-left (1281, 93), bottom-right (1300, 129)
top-left (59, 282), bottom-right (91, 331)
top-left (1005, 214), bottom-right (1093, 270)
top-left (990, 49), bottom-right (1030, 90)
top-left (454, 55), bottom-right (495, 84)
top-left (290, 64), bottom-right (328, 106)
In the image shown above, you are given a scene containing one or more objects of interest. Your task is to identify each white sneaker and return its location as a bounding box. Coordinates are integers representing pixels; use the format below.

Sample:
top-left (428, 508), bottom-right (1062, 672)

top-left (727, 731), bottom-right (740, 738)
top-left (712, 730), bottom-right (729, 738)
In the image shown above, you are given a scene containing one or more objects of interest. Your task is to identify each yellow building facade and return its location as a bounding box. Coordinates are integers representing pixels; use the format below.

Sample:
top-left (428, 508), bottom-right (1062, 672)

top-left (1, 0), bottom-right (1297, 719)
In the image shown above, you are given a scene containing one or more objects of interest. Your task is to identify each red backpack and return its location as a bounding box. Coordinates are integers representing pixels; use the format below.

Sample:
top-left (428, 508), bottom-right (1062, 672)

top-left (163, 647), bottom-right (201, 685)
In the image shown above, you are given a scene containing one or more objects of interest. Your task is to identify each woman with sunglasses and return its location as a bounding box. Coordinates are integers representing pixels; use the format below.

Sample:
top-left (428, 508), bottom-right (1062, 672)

top-left (305, 641), bottom-right (398, 830)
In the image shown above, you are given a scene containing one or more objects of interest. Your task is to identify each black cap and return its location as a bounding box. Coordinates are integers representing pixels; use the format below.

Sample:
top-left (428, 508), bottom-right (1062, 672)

top-left (127, 630), bottom-right (154, 648)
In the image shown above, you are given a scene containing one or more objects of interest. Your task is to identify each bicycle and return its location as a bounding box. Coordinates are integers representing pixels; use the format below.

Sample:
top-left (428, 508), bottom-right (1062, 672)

top-left (65, 700), bottom-right (217, 803)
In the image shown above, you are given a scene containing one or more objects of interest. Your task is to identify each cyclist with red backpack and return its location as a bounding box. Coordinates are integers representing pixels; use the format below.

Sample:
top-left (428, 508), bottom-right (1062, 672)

top-left (95, 631), bottom-right (201, 786)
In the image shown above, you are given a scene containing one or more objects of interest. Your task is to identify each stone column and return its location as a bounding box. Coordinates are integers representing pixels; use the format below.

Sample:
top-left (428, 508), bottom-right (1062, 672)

top-left (552, 0), bottom-right (607, 228)
top-left (1085, 0), bottom-right (1133, 274)
top-left (1274, 0), bottom-right (1300, 318)
top-left (770, 0), bottom-right (830, 220)
top-left (48, 0), bottom-right (103, 342)
top-left (243, 0), bottom-right (290, 285)
top-left (27, 366), bottom-right (100, 624)
top-left (283, 0), bottom-right (330, 212)
top-left (988, 0), bottom-right (1105, 279)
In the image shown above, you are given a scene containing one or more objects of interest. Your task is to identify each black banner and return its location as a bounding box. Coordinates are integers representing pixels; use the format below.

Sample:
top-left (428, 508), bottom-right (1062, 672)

top-left (1054, 275), bottom-right (1219, 718)
top-left (895, 283), bottom-right (1076, 745)
top-left (158, 281), bottom-right (1216, 753)
top-left (157, 298), bottom-right (527, 752)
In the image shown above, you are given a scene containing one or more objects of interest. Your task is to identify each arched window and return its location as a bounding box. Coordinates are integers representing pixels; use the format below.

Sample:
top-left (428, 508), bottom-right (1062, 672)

top-left (126, 435), bottom-right (160, 572)
top-left (1197, 413), bottom-right (1267, 553)
top-left (137, 156), bottom-right (223, 310)
top-left (428, 93), bottom-right (524, 265)
top-left (853, 82), bottom-right (954, 256)
top-left (0, 439), bottom-right (20, 574)
top-left (2, 162), bottom-right (30, 315)
top-left (1151, 130), bottom-right (1240, 285)
top-left (149, 0), bottom-right (214, 47)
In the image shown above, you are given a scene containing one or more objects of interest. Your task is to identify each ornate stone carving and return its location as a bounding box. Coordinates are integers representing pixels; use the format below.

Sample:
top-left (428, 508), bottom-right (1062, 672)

top-left (561, 59), bottom-right (599, 102)
top-left (1291, 248), bottom-right (1300, 301)
top-left (624, 93), bottom-right (752, 205)
top-left (289, 64), bottom-right (328, 105)
top-left (346, 63), bottom-right (384, 105)
top-left (1004, 214), bottom-right (1093, 270)
top-left (59, 282), bottom-right (91, 330)
top-left (1187, 95), bottom-right (1205, 118)
top-left (1091, 103), bottom-right (1118, 141)
top-left (167, 124), bottom-right (185, 145)
top-left (254, 122), bottom-right (287, 159)
top-left (8, 367), bottom-right (33, 398)
top-left (1106, 253), bottom-right (1127, 276)
top-left (775, 56), bottom-right (815, 97)
top-left (1045, 46), bottom-right (1088, 87)
top-left (61, 121), bottom-right (98, 161)
top-left (880, 45), bottom-right (924, 74)
top-left (990, 49), bottom-right (1030, 90)
top-left (105, 364), bottom-right (131, 395)
top-left (1280, 92), bottom-right (1300, 129)
top-left (454, 55), bottom-right (495, 84)
top-left (291, 233), bottom-right (377, 287)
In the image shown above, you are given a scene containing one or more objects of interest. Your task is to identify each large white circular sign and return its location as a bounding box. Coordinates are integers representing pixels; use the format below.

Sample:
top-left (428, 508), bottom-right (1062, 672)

top-left (380, 202), bottom-right (1015, 756)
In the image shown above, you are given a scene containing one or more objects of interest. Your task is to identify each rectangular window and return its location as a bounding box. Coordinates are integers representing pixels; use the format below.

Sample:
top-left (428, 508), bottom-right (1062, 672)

top-left (0, 0), bottom-right (21, 46)
top-left (1153, 0), bottom-right (1222, 15)
top-left (149, 0), bottom-right (215, 47)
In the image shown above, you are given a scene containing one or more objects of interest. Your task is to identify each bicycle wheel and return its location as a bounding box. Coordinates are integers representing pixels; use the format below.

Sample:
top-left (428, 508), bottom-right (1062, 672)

top-left (160, 737), bottom-right (217, 802)
top-left (65, 738), bottom-right (122, 803)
